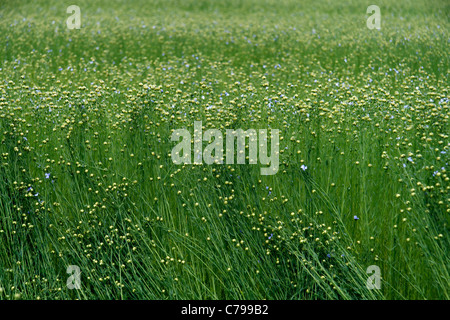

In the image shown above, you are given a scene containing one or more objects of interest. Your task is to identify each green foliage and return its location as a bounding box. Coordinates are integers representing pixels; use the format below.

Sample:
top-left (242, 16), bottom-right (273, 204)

top-left (0, 0), bottom-right (448, 300)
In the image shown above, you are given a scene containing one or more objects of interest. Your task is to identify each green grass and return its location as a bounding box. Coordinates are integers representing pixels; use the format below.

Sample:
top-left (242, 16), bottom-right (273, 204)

top-left (0, 0), bottom-right (448, 300)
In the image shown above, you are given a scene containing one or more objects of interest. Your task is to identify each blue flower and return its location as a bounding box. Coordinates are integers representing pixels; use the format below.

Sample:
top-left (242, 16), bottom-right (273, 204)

top-left (45, 173), bottom-right (51, 179)
top-left (354, 215), bottom-right (359, 220)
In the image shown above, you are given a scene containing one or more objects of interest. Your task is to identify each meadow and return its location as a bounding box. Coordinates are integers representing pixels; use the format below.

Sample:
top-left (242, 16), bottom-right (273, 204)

top-left (0, 0), bottom-right (448, 300)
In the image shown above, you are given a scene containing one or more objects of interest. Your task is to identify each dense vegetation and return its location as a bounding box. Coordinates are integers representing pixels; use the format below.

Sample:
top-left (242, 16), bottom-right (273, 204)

top-left (0, 0), bottom-right (448, 299)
